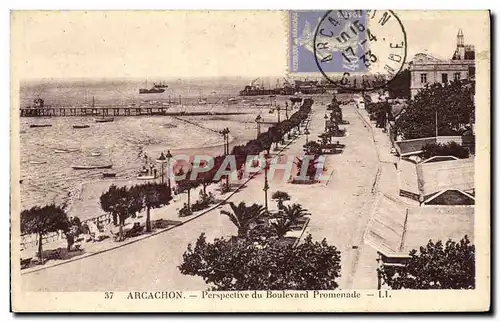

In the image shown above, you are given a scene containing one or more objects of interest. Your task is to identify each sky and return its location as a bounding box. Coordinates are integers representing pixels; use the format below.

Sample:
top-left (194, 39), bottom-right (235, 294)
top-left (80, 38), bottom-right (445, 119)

top-left (11, 10), bottom-right (489, 79)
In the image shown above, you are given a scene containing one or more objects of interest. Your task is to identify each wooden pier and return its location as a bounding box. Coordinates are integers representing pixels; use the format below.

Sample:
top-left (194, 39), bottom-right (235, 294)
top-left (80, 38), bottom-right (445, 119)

top-left (20, 107), bottom-right (248, 117)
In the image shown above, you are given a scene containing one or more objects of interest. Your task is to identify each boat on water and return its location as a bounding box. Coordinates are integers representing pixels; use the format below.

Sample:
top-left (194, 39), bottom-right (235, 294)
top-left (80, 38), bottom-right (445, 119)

top-left (73, 125), bottom-right (90, 129)
top-left (30, 124), bottom-right (52, 128)
top-left (95, 117), bottom-right (114, 123)
top-left (153, 82), bottom-right (168, 88)
top-left (72, 164), bottom-right (113, 170)
top-left (54, 148), bottom-right (79, 153)
top-left (140, 80), bottom-right (166, 94)
top-left (91, 152), bottom-right (102, 157)
top-left (140, 87), bottom-right (165, 94)
top-left (102, 172), bottom-right (117, 178)
top-left (29, 160), bottom-right (47, 165)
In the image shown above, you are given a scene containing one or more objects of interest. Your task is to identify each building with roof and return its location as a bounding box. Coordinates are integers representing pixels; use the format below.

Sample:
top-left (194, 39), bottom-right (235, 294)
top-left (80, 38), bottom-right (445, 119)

top-left (364, 193), bottom-right (474, 266)
top-left (393, 135), bottom-right (475, 159)
top-left (409, 29), bottom-right (475, 98)
top-left (397, 157), bottom-right (475, 205)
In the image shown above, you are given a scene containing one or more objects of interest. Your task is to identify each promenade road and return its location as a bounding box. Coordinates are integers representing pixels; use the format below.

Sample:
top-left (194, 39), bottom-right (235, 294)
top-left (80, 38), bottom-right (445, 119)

top-left (22, 97), bottom-right (381, 291)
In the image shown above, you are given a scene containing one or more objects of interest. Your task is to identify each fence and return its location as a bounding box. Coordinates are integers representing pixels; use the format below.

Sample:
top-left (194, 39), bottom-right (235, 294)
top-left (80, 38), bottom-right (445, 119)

top-left (21, 213), bottom-right (114, 250)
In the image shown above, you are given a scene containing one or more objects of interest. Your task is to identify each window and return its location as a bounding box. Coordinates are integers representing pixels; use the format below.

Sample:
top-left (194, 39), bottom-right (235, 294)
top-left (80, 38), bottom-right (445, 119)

top-left (454, 72), bottom-right (461, 80)
top-left (441, 73), bottom-right (448, 84)
top-left (468, 66), bottom-right (475, 79)
top-left (420, 73), bottom-right (427, 84)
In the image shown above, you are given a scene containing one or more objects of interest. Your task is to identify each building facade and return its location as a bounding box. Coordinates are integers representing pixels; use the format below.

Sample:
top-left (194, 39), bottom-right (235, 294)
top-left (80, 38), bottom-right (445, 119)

top-left (409, 29), bottom-right (475, 98)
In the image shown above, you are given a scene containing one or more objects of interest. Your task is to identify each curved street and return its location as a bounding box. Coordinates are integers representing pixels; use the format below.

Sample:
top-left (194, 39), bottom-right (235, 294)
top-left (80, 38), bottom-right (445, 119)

top-left (22, 97), bottom-right (382, 291)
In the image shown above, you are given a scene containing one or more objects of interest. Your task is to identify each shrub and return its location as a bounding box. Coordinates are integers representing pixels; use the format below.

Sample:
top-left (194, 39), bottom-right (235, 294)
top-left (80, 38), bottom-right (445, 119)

top-left (421, 142), bottom-right (470, 160)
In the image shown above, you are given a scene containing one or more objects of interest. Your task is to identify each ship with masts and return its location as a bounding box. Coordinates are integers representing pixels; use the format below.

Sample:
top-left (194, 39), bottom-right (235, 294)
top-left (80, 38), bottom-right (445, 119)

top-left (239, 77), bottom-right (327, 96)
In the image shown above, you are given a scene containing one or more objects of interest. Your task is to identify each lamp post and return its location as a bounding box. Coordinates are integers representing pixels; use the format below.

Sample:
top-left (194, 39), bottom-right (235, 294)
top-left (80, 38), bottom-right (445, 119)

top-left (166, 150), bottom-right (172, 189)
top-left (220, 127), bottom-right (230, 187)
top-left (276, 105), bottom-right (281, 123)
top-left (255, 114), bottom-right (262, 138)
top-left (263, 158), bottom-right (270, 210)
top-left (304, 128), bottom-right (310, 143)
top-left (156, 152), bottom-right (167, 184)
top-left (284, 102), bottom-right (289, 120)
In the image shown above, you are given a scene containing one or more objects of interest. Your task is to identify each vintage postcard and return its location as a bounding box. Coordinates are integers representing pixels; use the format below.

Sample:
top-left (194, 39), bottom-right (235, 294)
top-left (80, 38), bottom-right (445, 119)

top-left (10, 10), bottom-right (490, 312)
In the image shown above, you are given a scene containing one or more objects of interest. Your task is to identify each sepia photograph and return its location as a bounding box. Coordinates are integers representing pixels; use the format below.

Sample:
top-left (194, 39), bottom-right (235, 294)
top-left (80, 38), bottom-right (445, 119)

top-left (9, 9), bottom-right (490, 312)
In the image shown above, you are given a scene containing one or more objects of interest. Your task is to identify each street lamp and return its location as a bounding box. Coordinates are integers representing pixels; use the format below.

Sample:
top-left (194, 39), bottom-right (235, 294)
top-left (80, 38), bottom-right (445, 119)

top-left (156, 152), bottom-right (167, 184)
top-left (255, 114), bottom-right (262, 138)
top-left (276, 105), bottom-right (281, 123)
top-left (220, 127), bottom-right (230, 187)
top-left (165, 150), bottom-right (172, 189)
top-left (304, 128), bottom-right (310, 143)
top-left (263, 158), bottom-right (270, 210)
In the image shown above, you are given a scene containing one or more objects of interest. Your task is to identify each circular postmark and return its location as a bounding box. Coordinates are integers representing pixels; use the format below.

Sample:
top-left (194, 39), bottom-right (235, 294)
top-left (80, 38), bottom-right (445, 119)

top-left (313, 10), bottom-right (407, 92)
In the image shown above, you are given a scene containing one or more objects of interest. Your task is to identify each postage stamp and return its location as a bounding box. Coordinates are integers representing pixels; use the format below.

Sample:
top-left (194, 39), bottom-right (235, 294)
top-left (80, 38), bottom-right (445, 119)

top-left (289, 10), bottom-right (369, 74)
top-left (290, 10), bottom-right (407, 92)
top-left (10, 10), bottom-right (490, 313)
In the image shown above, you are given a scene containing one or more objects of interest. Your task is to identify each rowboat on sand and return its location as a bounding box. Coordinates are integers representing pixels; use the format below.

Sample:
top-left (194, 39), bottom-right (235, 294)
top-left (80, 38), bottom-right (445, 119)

top-left (54, 148), bottom-right (79, 153)
top-left (137, 175), bottom-right (156, 180)
top-left (29, 160), bottom-right (47, 165)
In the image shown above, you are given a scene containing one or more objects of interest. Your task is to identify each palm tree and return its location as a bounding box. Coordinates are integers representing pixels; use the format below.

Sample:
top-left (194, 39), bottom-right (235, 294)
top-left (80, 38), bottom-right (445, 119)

top-left (270, 216), bottom-right (293, 238)
top-left (282, 203), bottom-right (310, 225)
top-left (271, 190), bottom-right (291, 210)
top-left (220, 201), bottom-right (267, 237)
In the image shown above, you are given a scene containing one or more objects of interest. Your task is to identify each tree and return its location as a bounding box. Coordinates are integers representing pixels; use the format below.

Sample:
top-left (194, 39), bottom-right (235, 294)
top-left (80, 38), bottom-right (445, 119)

top-left (378, 235), bottom-right (475, 289)
top-left (100, 185), bottom-right (142, 241)
top-left (176, 168), bottom-right (201, 210)
top-left (133, 183), bottom-right (172, 233)
top-left (294, 156), bottom-right (321, 181)
top-left (220, 201), bottom-right (267, 238)
top-left (281, 203), bottom-right (310, 224)
top-left (303, 141), bottom-right (322, 156)
top-left (421, 142), bottom-right (470, 160)
top-left (386, 68), bottom-right (410, 99)
top-left (179, 234), bottom-right (341, 290)
top-left (271, 190), bottom-right (291, 210)
top-left (270, 216), bottom-right (293, 239)
top-left (366, 102), bottom-right (391, 128)
top-left (20, 204), bottom-right (70, 263)
top-left (100, 184), bottom-right (121, 226)
top-left (395, 80), bottom-right (474, 140)
top-left (193, 160), bottom-right (219, 195)
top-left (271, 204), bottom-right (310, 238)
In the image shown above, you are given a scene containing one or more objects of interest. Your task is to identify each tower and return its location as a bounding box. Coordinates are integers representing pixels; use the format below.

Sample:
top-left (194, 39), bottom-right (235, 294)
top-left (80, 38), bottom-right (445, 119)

top-left (457, 28), bottom-right (464, 47)
top-left (454, 29), bottom-right (466, 60)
